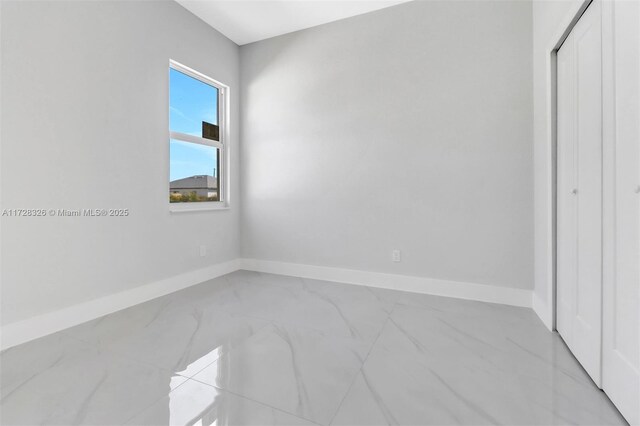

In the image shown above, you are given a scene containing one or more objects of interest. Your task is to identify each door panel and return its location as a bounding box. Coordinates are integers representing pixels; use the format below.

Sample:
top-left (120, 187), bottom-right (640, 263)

top-left (602, 0), bottom-right (640, 423)
top-left (556, 29), bottom-right (577, 346)
top-left (573, 0), bottom-right (603, 385)
top-left (556, 0), bottom-right (603, 386)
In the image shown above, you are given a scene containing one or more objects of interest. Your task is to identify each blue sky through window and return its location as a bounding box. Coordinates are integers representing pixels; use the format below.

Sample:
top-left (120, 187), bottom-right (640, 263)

top-left (169, 68), bottom-right (218, 182)
top-left (170, 140), bottom-right (217, 181)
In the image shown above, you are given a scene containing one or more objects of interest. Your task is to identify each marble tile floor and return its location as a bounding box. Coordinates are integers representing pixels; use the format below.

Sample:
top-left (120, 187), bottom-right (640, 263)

top-left (0, 270), bottom-right (627, 425)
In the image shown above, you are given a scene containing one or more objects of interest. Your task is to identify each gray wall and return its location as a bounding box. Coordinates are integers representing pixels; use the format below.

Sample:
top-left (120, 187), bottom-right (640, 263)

top-left (240, 0), bottom-right (534, 289)
top-left (0, 0), bottom-right (240, 325)
top-left (0, 0), bottom-right (536, 328)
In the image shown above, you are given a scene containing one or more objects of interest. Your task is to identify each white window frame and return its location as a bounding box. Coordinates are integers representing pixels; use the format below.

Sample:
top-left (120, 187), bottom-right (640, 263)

top-left (168, 60), bottom-right (229, 212)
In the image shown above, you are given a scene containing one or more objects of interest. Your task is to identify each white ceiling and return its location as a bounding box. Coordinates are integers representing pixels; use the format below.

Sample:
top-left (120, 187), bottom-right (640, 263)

top-left (175, 0), bottom-right (412, 45)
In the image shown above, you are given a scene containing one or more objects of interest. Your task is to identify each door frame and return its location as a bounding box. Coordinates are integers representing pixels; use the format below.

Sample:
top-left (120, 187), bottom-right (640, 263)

top-left (535, 0), bottom-right (593, 332)
top-left (543, 0), bottom-right (610, 331)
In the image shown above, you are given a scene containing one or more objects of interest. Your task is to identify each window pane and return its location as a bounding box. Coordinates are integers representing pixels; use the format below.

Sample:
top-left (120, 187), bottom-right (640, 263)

top-left (170, 139), bottom-right (220, 202)
top-left (170, 68), bottom-right (218, 137)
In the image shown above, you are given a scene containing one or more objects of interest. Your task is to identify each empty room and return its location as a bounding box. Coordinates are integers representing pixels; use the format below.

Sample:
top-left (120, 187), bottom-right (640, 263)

top-left (0, 0), bottom-right (638, 425)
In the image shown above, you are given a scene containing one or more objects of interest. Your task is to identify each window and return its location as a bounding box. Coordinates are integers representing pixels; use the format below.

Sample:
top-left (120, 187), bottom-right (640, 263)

top-left (169, 60), bottom-right (227, 209)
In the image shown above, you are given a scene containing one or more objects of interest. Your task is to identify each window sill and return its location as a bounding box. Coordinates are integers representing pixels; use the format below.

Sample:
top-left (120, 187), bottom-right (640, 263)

top-left (169, 202), bottom-right (229, 213)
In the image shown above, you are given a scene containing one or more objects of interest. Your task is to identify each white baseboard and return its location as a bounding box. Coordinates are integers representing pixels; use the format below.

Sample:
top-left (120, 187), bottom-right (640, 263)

top-left (1, 258), bottom-right (538, 351)
top-left (239, 258), bottom-right (533, 308)
top-left (532, 292), bottom-right (554, 331)
top-left (0, 259), bottom-right (240, 351)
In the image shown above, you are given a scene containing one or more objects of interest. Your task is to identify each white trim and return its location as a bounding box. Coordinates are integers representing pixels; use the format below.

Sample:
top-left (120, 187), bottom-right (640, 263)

top-left (220, 86), bottom-right (230, 205)
top-left (239, 259), bottom-right (533, 308)
top-left (0, 259), bottom-right (536, 350)
top-left (0, 259), bottom-right (240, 351)
top-left (0, 258), bottom-right (535, 351)
top-left (169, 202), bottom-right (229, 213)
top-left (532, 292), bottom-right (554, 331)
top-left (170, 131), bottom-right (223, 149)
top-left (0, 0), bottom-right (4, 352)
top-left (168, 59), bottom-right (230, 207)
top-left (170, 59), bottom-right (227, 91)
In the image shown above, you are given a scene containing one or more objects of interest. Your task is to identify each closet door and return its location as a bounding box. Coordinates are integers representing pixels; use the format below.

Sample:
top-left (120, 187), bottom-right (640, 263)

top-left (556, 0), bottom-right (603, 386)
top-left (602, 0), bottom-right (639, 423)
